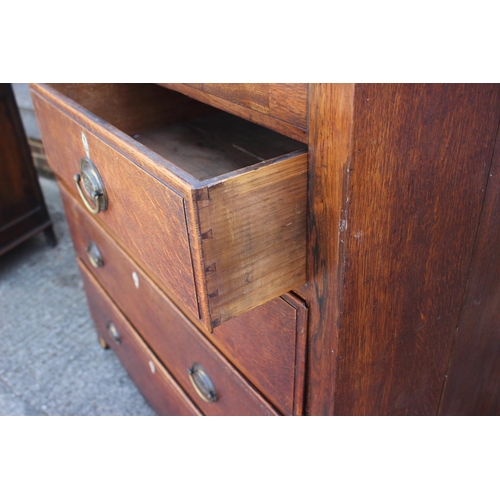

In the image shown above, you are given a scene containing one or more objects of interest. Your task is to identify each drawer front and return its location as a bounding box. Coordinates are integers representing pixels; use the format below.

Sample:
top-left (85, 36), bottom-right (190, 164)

top-left (211, 294), bottom-right (307, 416)
top-left (61, 185), bottom-right (304, 414)
top-left (31, 91), bottom-right (200, 319)
top-left (81, 266), bottom-right (201, 416)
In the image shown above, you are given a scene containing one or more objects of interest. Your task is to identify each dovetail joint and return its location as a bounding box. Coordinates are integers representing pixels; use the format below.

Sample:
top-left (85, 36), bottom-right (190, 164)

top-left (210, 317), bottom-right (222, 329)
top-left (196, 189), bottom-right (210, 201)
top-left (205, 262), bottom-right (217, 273)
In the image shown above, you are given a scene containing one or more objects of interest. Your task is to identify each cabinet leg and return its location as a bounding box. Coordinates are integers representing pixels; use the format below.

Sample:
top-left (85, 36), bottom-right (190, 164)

top-left (44, 226), bottom-right (57, 247)
top-left (98, 336), bottom-right (109, 349)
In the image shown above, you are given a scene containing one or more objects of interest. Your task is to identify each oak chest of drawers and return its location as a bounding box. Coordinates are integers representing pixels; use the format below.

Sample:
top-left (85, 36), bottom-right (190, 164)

top-left (31, 83), bottom-right (500, 415)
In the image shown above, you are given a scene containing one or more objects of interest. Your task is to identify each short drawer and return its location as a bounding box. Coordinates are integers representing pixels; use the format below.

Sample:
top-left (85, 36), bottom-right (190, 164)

top-left (61, 184), bottom-right (305, 415)
top-left (31, 83), bottom-right (307, 331)
top-left (82, 267), bottom-right (201, 416)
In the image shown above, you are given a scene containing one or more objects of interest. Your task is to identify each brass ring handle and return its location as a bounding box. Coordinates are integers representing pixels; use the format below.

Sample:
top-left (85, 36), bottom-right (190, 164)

top-left (74, 157), bottom-right (108, 215)
top-left (74, 174), bottom-right (104, 214)
top-left (188, 363), bottom-right (218, 403)
top-left (86, 240), bottom-right (103, 268)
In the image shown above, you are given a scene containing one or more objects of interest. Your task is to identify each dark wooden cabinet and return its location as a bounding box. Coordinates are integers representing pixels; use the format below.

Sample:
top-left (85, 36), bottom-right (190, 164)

top-left (30, 83), bottom-right (500, 415)
top-left (0, 84), bottom-right (55, 255)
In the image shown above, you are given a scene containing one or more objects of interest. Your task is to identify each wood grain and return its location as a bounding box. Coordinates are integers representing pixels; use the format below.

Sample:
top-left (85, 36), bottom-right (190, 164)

top-left (334, 84), bottom-right (500, 415)
top-left (0, 83), bottom-right (54, 255)
top-left (196, 152), bottom-right (308, 327)
top-left (193, 84), bottom-right (271, 114)
top-left (284, 292), bottom-right (309, 416)
top-left (268, 84), bottom-right (308, 130)
top-left (187, 84), bottom-right (308, 129)
top-left (439, 125), bottom-right (500, 415)
top-left (80, 262), bottom-right (202, 416)
top-left (81, 245), bottom-right (278, 415)
top-left (158, 83), bottom-right (307, 143)
top-left (211, 293), bottom-right (308, 415)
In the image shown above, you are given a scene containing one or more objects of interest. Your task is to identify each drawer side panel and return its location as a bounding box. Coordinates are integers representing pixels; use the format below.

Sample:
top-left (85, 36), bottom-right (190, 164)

top-left (197, 153), bottom-right (308, 327)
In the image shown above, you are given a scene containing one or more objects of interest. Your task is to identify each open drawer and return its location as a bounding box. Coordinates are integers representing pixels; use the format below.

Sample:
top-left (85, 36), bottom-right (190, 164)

top-left (30, 84), bottom-right (307, 330)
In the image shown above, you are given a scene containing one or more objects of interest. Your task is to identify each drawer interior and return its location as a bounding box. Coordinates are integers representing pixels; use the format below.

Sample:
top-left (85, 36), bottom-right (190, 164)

top-left (49, 83), bottom-right (306, 182)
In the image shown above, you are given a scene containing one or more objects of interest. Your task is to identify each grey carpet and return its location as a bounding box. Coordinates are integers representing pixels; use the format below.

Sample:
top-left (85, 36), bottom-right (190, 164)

top-left (0, 177), bottom-right (155, 416)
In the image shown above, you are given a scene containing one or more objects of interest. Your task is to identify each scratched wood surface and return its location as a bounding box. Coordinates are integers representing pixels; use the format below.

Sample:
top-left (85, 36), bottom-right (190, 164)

top-left (30, 83), bottom-right (216, 191)
top-left (439, 124), bottom-right (500, 415)
top-left (333, 84), bottom-right (500, 415)
top-left (297, 84), bottom-right (354, 415)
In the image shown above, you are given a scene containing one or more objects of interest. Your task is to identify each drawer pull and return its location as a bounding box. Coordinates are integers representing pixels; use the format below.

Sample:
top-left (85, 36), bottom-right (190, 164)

top-left (86, 240), bottom-right (103, 268)
top-left (188, 363), bottom-right (218, 403)
top-left (106, 321), bottom-right (121, 344)
top-left (74, 157), bottom-right (108, 215)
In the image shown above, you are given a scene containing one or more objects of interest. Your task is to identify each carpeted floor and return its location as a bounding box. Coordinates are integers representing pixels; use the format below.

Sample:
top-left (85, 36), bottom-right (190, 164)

top-left (0, 176), bottom-right (155, 416)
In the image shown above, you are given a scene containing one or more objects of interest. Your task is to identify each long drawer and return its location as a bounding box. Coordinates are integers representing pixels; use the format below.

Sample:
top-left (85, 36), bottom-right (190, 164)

top-left (61, 184), bottom-right (306, 414)
top-left (30, 83), bottom-right (307, 331)
top-left (81, 265), bottom-right (201, 416)
top-left (79, 259), bottom-right (278, 416)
